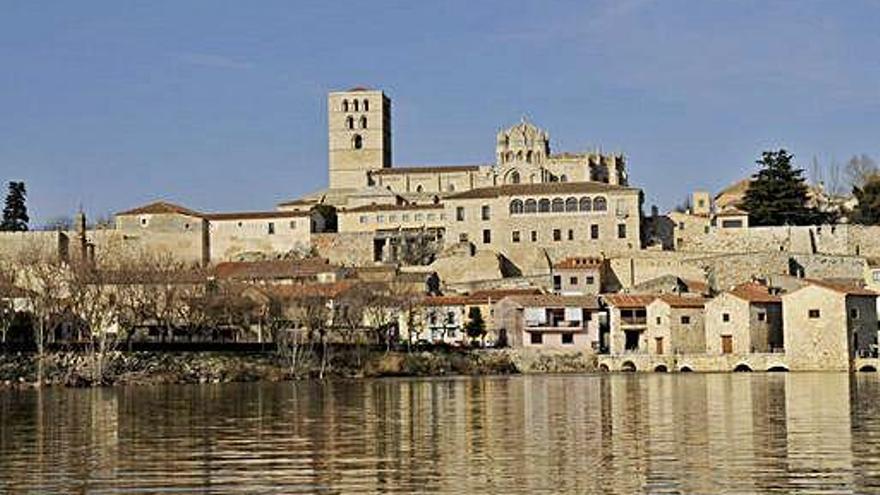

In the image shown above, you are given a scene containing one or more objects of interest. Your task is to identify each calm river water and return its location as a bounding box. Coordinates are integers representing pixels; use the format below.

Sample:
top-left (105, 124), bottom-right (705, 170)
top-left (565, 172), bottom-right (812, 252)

top-left (2, 373), bottom-right (880, 494)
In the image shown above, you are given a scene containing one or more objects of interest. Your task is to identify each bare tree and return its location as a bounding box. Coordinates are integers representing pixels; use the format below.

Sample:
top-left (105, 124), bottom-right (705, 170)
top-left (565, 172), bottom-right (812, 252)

top-left (287, 292), bottom-right (332, 378)
top-left (0, 260), bottom-right (18, 345)
top-left (845, 154), bottom-right (878, 191)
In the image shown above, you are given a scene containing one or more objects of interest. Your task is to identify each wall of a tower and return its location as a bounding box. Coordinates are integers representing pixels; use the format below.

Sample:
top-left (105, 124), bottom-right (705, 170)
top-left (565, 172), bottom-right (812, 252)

top-left (328, 89), bottom-right (391, 189)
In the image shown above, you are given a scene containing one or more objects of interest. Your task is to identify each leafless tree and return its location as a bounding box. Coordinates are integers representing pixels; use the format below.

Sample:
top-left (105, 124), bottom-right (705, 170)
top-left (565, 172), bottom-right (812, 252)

top-left (845, 154), bottom-right (878, 191)
top-left (287, 292), bottom-right (332, 378)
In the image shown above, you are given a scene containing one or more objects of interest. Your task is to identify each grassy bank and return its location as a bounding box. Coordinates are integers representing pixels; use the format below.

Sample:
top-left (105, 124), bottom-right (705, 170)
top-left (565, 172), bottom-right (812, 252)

top-left (0, 349), bottom-right (597, 388)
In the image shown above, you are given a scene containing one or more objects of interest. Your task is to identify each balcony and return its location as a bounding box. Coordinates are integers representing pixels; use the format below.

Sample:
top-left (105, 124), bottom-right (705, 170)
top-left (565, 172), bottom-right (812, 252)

top-left (525, 320), bottom-right (586, 331)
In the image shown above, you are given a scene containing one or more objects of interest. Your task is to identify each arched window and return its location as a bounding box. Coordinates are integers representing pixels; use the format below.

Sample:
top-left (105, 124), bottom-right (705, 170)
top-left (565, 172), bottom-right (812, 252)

top-left (579, 197), bottom-right (592, 211)
top-left (517, 151), bottom-right (523, 161)
top-left (360, 116), bottom-right (367, 129)
top-left (353, 100), bottom-right (359, 112)
top-left (510, 199), bottom-right (524, 214)
top-left (342, 100), bottom-right (349, 112)
top-left (551, 198), bottom-right (564, 212)
top-left (505, 151), bottom-right (513, 162)
top-left (346, 116), bottom-right (354, 130)
top-left (415, 184), bottom-right (423, 193)
top-left (447, 183), bottom-right (455, 192)
top-left (565, 197), bottom-right (578, 212)
top-left (352, 134), bottom-right (363, 150)
top-left (538, 199), bottom-right (550, 213)
top-left (363, 99), bottom-right (369, 111)
top-left (594, 196), bottom-right (607, 211)
top-left (560, 174), bottom-right (568, 182)
top-left (509, 171), bottom-right (521, 184)
top-left (526, 150), bottom-right (533, 163)
top-left (524, 199), bottom-right (537, 213)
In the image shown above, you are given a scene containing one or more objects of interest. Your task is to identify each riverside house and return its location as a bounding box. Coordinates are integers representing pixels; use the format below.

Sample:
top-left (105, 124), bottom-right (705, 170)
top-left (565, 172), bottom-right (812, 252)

top-left (494, 294), bottom-right (602, 350)
top-left (604, 294), bottom-right (655, 354)
top-left (645, 295), bottom-right (708, 355)
top-left (704, 282), bottom-right (783, 355)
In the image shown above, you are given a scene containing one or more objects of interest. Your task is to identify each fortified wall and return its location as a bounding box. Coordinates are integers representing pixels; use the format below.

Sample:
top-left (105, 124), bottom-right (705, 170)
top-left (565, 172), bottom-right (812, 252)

top-left (676, 224), bottom-right (880, 258)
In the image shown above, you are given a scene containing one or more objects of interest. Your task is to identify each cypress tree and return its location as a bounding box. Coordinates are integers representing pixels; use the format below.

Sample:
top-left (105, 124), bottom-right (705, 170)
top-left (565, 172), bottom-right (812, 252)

top-left (0, 182), bottom-right (29, 232)
top-left (741, 150), bottom-right (826, 226)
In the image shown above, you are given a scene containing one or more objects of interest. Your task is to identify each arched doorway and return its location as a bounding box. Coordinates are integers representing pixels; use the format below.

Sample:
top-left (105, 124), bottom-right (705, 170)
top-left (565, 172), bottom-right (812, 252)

top-left (621, 361), bottom-right (636, 372)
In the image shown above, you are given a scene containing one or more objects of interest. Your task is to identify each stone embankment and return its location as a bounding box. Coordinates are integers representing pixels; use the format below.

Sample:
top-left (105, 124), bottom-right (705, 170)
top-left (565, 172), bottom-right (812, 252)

top-left (0, 349), bottom-right (597, 388)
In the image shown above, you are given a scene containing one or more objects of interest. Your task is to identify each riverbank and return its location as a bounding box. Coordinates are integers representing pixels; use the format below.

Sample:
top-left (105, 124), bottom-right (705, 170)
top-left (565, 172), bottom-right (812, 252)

top-left (0, 349), bottom-right (597, 388)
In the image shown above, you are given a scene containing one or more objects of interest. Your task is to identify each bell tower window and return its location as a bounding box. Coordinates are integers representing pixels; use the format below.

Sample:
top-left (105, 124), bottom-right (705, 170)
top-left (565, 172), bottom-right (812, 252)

top-left (360, 116), bottom-right (367, 129)
top-left (346, 116), bottom-right (354, 130)
top-left (342, 100), bottom-right (349, 112)
top-left (353, 134), bottom-right (363, 150)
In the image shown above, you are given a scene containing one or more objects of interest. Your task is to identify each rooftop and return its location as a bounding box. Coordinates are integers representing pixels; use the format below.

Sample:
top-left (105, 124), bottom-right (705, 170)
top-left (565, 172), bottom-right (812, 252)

top-left (445, 181), bottom-right (638, 200)
top-left (728, 282), bottom-right (782, 303)
top-left (501, 294), bottom-right (601, 309)
top-left (602, 294), bottom-right (657, 308)
top-left (214, 258), bottom-right (340, 280)
top-left (371, 165), bottom-right (483, 175)
top-left (553, 257), bottom-right (604, 269)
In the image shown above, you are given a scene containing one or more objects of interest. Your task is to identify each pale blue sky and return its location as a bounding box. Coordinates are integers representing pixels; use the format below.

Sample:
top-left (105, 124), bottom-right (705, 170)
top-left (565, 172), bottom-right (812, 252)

top-left (2, 1), bottom-right (879, 225)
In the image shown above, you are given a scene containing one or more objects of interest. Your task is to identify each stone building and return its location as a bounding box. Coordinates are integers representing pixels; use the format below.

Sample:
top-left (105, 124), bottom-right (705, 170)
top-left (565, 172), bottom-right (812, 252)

top-left (494, 294), bottom-right (602, 350)
top-left (604, 294), bottom-right (655, 354)
top-left (781, 280), bottom-right (878, 371)
top-left (550, 256), bottom-right (603, 295)
top-left (645, 295), bottom-right (707, 355)
top-left (704, 282), bottom-right (783, 355)
top-left (115, 201), bottom-right (324, 265)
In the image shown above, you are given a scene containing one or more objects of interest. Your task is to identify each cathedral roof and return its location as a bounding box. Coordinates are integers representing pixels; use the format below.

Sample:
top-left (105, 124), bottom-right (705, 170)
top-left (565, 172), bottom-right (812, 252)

top-left (371, 165), bottom-right (483, 175)
top-left (498, 118), bottom-right (549, 141)
top-left (116, 201), bottom-right (202, 217)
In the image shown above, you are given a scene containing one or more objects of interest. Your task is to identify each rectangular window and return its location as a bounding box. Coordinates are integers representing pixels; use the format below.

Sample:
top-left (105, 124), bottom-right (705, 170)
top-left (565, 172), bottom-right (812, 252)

top-left (757, 312), bottom-right (766, 322)
top-left (481, 205), bottom-right (490, 221)
top-left (377, 215), bottom-right (385, 223)
top-left (704, 226), bottom-right (710, 234)
top-left (569, 276), bottom-right (578, 285)
top-left (681, 316), bottom-right (691, 324)
top-left (568, 229), bottom-right (574, 241)
top-left (512, 230), bottom-right (520, 243)
top-left (851, 308), bottom-right (860, 320)
top-left (617, 224), bottom-right (627, 239)
top-left (530, 333), bottom-right (543, 345)
top-left (553, 229), bottom-right (562, 241)
top-left (359, 216), bottom-right (368, 224)
top-left (808, 309), bottom-right (820, 319)
top-left (267, 222), bottom-right (275, 235)
top-left (389, 215), bottom-right (397, 222)
top-left (874, 271), bottom-right (880, 282)
top-left (656, 316), bottom-right (661, 325)
top-left (459, 233), bottom-right (468, 242)
top-left (585, 276), bottom-right (595, 285)
top-left (289, 220), bottom-right (297, 229)
top-left (590, 225), bottom-right (599, 239)
top-left (531, 231), bottom-right (537, 242)
top-left (415, 213), bottom-right (424, 221)
top-left (678, 222), bottom-right (685, 230)
top-left (426, 213), bottom-right (435, 221)
top-left (561, 333), bottom-right (574, 345)
top-left (456, 207), bottom-right (465, 221)
top-left (721, 219), bottom-right (743, 229)
top-left (722, 313), bottom-right (730, 322)
top-left (482, 229), bottom-right (491, 244)
top-left (553, 275), bottom-right (561, 292)
top-left (402, 214), bottom-right (410, 221)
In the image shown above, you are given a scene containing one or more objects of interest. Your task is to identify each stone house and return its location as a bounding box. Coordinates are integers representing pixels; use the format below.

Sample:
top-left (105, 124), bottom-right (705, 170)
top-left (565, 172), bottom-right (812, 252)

top-left (782, 280), bottom-right (878, 371)
top-left (603, 294), bottom-right (656, 354)
top-left (115, 201), bottom-right (325, 265)
top-left (494, 294), bottom-right (602, 350)
top-left (645, 295), bottom-right (707, 355)
top-left (704, 282), bottom-right (783, 355)
top-left (213, 258), bottom-right (346, 286)
top-left (551, 256), bottom-right (603, 295)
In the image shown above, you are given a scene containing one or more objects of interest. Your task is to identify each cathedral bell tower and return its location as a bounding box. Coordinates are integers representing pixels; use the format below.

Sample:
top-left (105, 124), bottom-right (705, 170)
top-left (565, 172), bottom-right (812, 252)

top-left (327, 88), bottom-right (391, 189)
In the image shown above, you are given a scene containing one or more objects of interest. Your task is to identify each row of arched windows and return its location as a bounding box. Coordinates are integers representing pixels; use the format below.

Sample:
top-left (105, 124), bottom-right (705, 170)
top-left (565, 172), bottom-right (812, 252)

top-left (346, 115), bottom-right (367, 130)
top-left (509, 196), bottom-right (607, 214)
top-left (502, 150), bottom-right (543, 164)
top-left (342, 99), bottom-right (369, 112)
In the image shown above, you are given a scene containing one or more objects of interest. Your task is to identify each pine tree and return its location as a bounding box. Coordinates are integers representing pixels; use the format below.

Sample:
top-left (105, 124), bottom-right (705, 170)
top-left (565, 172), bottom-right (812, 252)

top-left (1, 182), bottom-right (29, 232)
top-left (852, 174), bottom-right (880, 225)
top-left (741, 150), bottom-right (826, 226)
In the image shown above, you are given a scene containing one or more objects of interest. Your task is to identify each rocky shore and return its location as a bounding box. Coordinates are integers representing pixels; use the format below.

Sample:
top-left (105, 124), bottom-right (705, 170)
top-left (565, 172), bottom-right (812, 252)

top-left (0, 349), bottom-right (597, 388)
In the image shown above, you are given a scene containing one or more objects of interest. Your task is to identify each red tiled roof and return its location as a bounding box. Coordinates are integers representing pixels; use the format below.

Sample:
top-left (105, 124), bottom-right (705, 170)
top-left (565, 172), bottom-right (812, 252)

top-left (500, 294), bottom-right (601, 309)
top-left (445, 181), bottom-right (639, 200)
top-left (681, 279), bottom-right (710, 295)
top-left (371, 165), bottom-right (483, 175)
top-left (469, 288), bottom-right (543, 299)
top-left (553, 257), bottom-right (603, 269)
top-left (419, 288), bottom-right (542, 307)
top-left (263, 281), bottom-right (357, 299)
top-left (728, 282), bottom-right (781, 303)
top-left (602, 294), bottom-right (657, 308)
top-left (655, 294), bottom-right (707, 308)
top-left (214, 259), bottom-right (339, 280)
top-left (801, 279), bottom-right (878, 297)
top-left (343, 203), bottom-right (444, 213)
top-left (204, 211), bottom-right (311, 221)
top-left (116, 201), bottom-right (203, 217)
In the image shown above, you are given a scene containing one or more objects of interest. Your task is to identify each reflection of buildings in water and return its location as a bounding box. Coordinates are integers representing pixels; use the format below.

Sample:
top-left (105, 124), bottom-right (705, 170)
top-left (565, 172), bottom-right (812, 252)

top-left (785, 373), bottom-right (854, 491)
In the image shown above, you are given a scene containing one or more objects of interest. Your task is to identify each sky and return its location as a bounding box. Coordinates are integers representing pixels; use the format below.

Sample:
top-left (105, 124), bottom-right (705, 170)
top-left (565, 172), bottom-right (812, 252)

top-left (2, 0), bottom-right (880, 226)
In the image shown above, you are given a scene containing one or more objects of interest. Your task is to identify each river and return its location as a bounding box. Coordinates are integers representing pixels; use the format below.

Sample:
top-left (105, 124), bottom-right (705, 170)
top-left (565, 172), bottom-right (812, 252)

top-left (2, 373), bottom-right (880, 494)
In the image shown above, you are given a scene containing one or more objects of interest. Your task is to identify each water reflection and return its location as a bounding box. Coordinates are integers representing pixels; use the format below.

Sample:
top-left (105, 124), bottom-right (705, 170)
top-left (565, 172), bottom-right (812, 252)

top-left (2, 374), bottom-right (880, 494)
